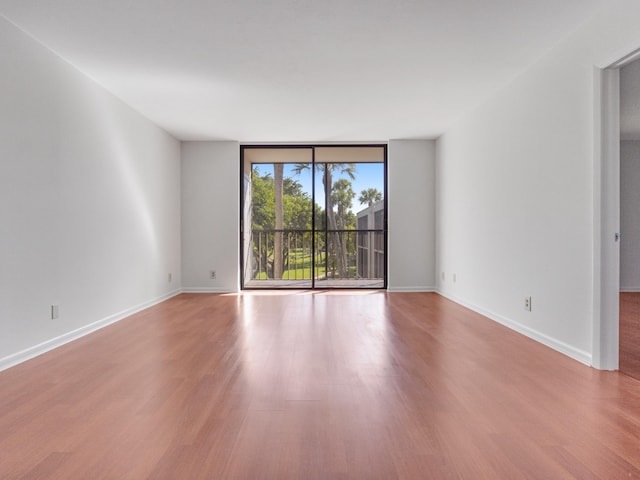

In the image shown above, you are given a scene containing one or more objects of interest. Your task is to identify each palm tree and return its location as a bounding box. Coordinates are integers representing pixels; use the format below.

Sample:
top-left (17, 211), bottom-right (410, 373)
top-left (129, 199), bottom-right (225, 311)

top-left (273, 164), bottom-right (284, 280)
top-left (332, 178), bottom-right (356, 278)
top-left (358, 188), bottom-right (382, 207)
top-left (332, 179), bottom-right (356, 229)
top-left (292, 162), bottom-right (356, 278)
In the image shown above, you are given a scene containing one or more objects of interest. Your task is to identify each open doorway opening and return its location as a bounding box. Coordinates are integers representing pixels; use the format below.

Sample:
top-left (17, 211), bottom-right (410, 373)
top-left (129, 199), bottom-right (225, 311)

top-left (596, 47), bottom-right (640, 373)
top-left (619, 58), bottom-right (640, 381)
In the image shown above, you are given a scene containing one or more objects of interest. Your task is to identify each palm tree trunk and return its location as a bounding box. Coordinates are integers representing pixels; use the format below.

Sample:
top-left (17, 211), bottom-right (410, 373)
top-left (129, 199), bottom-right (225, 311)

top-left (274, 164), bottom-right (284, 280)
top-left (324, 167), bottom-right (347, 278)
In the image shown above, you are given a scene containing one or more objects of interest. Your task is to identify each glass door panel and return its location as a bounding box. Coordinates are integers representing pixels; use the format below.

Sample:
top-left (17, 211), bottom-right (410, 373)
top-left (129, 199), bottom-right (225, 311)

top-left (242, 147), bottom-right (313, 288)
top-left (314, 160), bottom-right (385, 288)
top-left (241, 146), bottom-right (386, 289)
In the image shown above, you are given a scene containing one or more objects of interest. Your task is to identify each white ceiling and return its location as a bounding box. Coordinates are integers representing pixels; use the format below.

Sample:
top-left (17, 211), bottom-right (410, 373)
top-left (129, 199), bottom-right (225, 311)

top-left (0, 0), bottom-right (606, 142)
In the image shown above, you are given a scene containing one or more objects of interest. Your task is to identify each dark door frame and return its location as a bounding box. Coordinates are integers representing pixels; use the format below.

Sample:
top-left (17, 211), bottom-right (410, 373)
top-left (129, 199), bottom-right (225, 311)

top-left (239, 144), bottom-right (388, 290)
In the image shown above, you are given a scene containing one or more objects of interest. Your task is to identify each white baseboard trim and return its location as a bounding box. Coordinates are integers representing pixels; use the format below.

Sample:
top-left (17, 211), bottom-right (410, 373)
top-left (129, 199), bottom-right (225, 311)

top-left (620, 287), bottom-right (640, 292)
top-left (0, 289), bottom-right (183, 372)
top-left (181, 288), bottom-right (235, 293)
top-left (436, 290), bottom-right (592, 366)
top-left (387, 286), bottom-right (437, 293)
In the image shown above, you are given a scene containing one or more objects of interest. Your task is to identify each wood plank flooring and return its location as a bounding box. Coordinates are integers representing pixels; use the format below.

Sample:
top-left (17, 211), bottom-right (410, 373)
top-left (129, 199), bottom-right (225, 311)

top-left (620, 292), bottom-right (640, 382)
top-left (1, 292), bottom-right (640, 479)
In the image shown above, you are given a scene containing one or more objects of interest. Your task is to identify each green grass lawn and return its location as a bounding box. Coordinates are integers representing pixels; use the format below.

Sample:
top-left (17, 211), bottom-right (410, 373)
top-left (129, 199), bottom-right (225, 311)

top-left (253, 251), bottom-right (361, 280)
top-left (282, 266), bottom-right (326, 280)
top-left (255, 265), bottom-right (326, 280)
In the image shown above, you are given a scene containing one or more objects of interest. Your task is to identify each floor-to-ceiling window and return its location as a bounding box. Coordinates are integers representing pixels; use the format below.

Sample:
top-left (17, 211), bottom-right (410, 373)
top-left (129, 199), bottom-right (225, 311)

top-left (241, 145), bottom-right (387, 289)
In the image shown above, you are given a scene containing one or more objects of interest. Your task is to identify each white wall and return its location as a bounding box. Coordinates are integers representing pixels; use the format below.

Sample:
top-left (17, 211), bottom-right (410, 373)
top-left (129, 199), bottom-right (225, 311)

top-left (620, 58), bottom-right (640, 292)
top-left (620, 57), bottom-right (640, 141)
top-left (388, 140), bottom-right (436, 291)
top-left (181, 140), bottom-right (435, 292)
top-left (620, 141), bottom-right (640, 290)
top-left (181, 141), bottom-right (240, 292)
top-left (436, 0), bottom-right (640, 366)
top-left (0, 17), bottom-right (182, 369)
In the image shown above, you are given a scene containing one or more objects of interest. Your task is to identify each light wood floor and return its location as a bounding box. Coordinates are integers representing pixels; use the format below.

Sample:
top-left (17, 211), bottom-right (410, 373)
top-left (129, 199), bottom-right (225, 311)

top-left (2, 292), bottom-right (640, 479)
top-left (620, 292), bottom-right (640, 382)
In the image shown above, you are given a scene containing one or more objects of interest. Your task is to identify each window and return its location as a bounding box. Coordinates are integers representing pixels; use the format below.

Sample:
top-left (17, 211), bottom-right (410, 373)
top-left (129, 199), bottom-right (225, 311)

top-left (241, 145), bottom-right (387, 289)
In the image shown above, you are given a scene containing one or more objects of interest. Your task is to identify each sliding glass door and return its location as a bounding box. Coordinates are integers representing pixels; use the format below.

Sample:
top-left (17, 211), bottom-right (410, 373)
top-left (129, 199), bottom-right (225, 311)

top-left (241, 145), bottom-right (386, 289)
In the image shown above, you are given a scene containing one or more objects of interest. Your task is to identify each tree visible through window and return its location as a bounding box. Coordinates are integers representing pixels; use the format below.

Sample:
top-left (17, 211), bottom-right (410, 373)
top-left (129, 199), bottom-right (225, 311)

top-left (241, 146), bottom-right (386, 289)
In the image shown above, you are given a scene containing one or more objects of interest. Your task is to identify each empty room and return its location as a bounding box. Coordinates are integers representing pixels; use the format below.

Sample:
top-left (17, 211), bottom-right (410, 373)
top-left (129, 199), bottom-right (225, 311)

top-left (2, 0), bottom-right (640, 478)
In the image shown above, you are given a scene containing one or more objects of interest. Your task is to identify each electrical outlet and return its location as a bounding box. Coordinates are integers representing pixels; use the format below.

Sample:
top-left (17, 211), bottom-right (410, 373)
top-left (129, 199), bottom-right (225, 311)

top-left (210, 270), bottom-right (216, 279)
top-left (51, 305), bottom-right (59, 320)
top-left (168, 272), bottom-right (172, 282)
top-left (524, 296), bottom-right (532, 312)
top-left (453, 273), bottom-right (457, 283)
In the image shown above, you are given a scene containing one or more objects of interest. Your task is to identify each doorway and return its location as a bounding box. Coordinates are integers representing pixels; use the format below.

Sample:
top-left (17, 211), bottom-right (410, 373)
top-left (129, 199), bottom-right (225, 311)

top-left (619, 58), bottom-right (640, 381)
top-left (240, 145), bottom-right (387, 289)
top-left (596, 48), bottom-right (640, 373)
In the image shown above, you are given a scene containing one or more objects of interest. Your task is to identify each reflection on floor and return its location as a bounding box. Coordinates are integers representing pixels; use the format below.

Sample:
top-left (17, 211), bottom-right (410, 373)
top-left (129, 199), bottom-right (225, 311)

top-left (620, 292), bottom-right (640, 381)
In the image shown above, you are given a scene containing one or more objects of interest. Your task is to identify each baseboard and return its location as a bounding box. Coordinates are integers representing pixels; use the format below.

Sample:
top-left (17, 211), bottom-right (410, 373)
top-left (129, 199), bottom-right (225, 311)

top-left (620, 287), bottom-right (640, 292)
top-left (387, 286), bottom-right (437, 293)
top-left (181, 287), bottom-right (236, 293)
top-left (436, 290), bottom-right (592, 366)
top-left (0, 289), bottom-right (183, 372)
